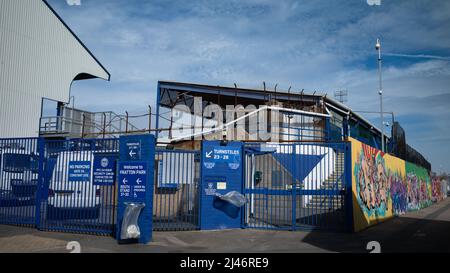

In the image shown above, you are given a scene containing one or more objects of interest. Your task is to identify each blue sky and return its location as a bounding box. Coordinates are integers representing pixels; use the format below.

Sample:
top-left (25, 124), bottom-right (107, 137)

top-left (46, 0), bottom-right (450, 173)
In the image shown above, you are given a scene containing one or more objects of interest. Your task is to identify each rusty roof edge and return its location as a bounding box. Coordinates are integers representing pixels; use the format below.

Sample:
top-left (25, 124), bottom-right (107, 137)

top-left (158, 80), bottom-right (326, 98)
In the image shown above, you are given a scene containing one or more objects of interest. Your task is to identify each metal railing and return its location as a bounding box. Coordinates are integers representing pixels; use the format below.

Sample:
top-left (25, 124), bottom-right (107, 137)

top-left (39, 110), bottom-right (145, 139)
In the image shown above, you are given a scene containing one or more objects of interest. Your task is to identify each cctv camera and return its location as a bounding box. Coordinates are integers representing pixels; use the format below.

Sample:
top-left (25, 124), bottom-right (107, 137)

top-left (375, 39), bottom-right (381, 50)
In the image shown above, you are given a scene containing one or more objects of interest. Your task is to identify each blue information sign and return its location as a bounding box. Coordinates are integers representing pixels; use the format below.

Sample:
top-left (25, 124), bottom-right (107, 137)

top-left (68, 161), bottom-right (91, 182)
top-left (126, 140), bottom-right (141, 160)
top-left (204, 145), bottom-right (241, 170)
top-left (93, 155), bottom-right (116, 186)
top-left (118, 162), bottom-right (148, 199)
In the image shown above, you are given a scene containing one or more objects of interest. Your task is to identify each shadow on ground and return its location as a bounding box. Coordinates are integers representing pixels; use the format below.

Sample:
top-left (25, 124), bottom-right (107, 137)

top-left (1, 199), bottom-right (449, 253)
top-left (303, 215), bottom-right (450, 252)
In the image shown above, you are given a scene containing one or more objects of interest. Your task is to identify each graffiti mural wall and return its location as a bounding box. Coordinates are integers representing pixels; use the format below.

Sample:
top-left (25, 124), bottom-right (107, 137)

top-left (350, 137), bottom-right (444, 232)
top-left (405, 162), bottom-right (432, 211)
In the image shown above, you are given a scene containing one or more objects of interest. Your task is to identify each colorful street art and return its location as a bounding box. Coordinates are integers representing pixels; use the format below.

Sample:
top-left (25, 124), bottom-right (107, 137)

top-left (431, 177), bottom-right (444, 203)
top-left (390, 173), bottom-right (408, 215)
top-left (350, 137), bottom-right (445, 232)
top-left (405, 162), bottom-right (432, 211)
top-left (353, 144), bottom-right (390, 218)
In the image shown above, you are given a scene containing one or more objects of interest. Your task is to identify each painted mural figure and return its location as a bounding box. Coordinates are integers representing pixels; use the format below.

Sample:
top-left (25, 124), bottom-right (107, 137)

top-left (431, 177), bottom-right (443, 202)
top-left (355, 144), bottom-right (389, 217)
top-left (407, 174), bottom-right (419, 210)
top-left (390, 174), bottom-right (407, 215)
top-left (376, 155), bottom-right (388, 207)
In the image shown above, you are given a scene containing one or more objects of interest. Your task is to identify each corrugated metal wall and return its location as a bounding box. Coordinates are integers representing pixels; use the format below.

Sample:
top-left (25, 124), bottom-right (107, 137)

top-left (0, 0), bottom-right (109, 138)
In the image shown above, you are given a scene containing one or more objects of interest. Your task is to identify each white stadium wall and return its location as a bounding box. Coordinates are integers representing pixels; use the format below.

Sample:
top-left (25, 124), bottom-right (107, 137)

top-left (0, 0), bottom-right (109, 138)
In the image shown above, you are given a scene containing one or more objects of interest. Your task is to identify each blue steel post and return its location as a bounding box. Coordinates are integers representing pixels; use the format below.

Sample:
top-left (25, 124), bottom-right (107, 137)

top-left (344, 141), bottom-right (354, 232)
top-left (155, 82), bottom-right (161, 140)
top-left (239, 144), bottom-right (245, 228)
top-left (198, 143), bottom-right (203, 229)
top-left (239, 141), bottom-right (245, 228)
top-left (291, 144), bottom-right (297, 231)
top-left (35, 137), bottom-right (45, 229)
top-left (325, 117), bottom-right (331, 141)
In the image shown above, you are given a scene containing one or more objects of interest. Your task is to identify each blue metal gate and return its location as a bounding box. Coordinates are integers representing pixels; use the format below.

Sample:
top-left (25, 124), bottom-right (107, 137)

top-left (0, 137), bottom-right (202, 234)
top-left (243, 142), bottom-right (351, 231)
top-left (37, 138), bottom-right (119, 235)
top-left (0, 138), bottom-right (40, 226)
top-left (153, 148), bottom-right (200, 231)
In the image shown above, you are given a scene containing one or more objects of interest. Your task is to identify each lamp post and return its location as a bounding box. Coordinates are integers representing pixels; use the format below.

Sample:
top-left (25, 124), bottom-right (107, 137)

top-left (376, 38), bottom-right (384, 152)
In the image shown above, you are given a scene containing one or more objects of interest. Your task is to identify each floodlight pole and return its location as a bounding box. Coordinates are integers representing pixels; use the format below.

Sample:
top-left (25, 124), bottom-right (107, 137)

top-left (376, 38), bottom-right (385, 152)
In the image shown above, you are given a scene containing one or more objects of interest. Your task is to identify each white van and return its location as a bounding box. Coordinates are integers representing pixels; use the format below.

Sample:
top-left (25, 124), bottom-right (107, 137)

top-left (47, 150), bottom-right (101, 219)
top-left (0, 147), bottom-right (39, 205)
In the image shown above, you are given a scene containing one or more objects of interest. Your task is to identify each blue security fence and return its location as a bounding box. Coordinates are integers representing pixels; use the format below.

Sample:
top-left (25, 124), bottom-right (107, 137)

top-left (243, 142), bottom-right (351, 231)
top-left (38, 138), bottom-right (119, 235)
top-left (0, 136), bottom-right (352, 236)
top-left (153, 148), bottom-right (201, 231)
top-left (0, 138), bottom-right (40, 226)
top-left (0, 137), bottom-right (119, 235)
top-left (0, 136), bottom-right (202, 236)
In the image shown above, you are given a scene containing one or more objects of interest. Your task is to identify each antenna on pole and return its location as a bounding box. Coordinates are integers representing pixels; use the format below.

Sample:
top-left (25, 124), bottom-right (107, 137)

top-left (334, 90), bottom-right (348, 104)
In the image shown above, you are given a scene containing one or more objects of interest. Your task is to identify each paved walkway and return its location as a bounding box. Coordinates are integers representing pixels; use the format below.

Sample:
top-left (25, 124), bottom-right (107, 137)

top-left (0, 198), bottom-right (449, 253)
